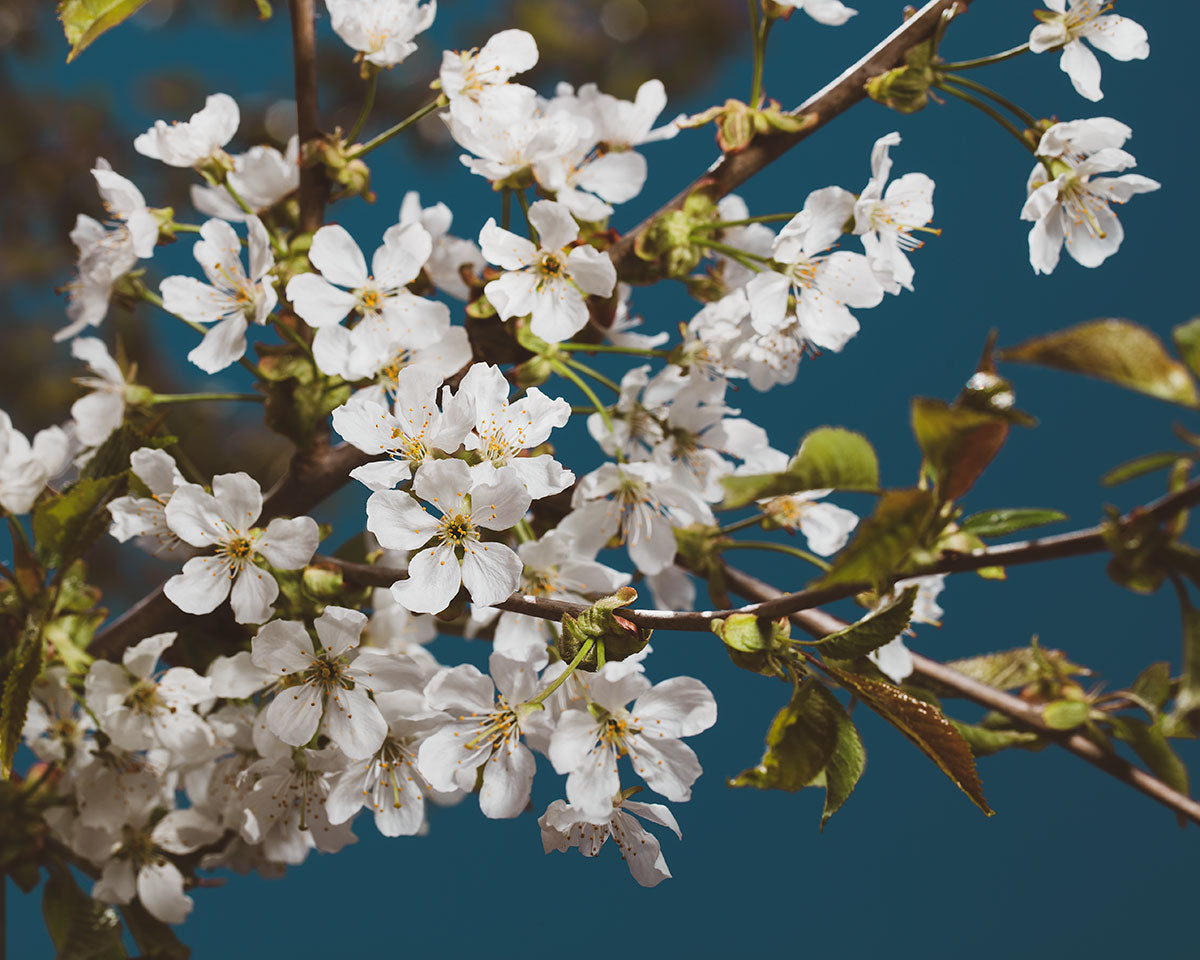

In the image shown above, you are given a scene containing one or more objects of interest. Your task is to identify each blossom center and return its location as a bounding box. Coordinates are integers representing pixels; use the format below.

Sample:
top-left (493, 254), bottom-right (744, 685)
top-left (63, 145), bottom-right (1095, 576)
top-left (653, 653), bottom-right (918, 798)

top-left (538, 253), bottom-right (566, 279)
top-left (124, 679), bottom-right (162, 714)
top-left (439, 513), bottom-right (476, 545)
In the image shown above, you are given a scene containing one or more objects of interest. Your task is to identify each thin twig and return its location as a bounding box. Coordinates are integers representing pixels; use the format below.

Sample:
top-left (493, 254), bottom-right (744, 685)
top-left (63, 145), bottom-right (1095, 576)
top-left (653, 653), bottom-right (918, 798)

top-left (288, 0), bottom-right (325, 233)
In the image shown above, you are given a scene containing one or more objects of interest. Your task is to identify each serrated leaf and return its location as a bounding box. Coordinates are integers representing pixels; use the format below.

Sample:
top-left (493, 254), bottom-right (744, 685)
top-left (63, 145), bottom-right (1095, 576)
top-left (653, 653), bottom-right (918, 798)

top-left (1, 617), bottom-right (43, 778)
top-left (958, 508), bottom-right (1067, 538)
top-left (729, 681), bottom-right (839, 792)
top-left (812, 586), bottom-right (916, 661)
top-left (999, 319), bottom-right (1200, 408)
top-left (1100, 451), bottom-right (1192, 487)
top-left (80, 425), bottom-right (173, 482)
top-left (816, 684), bottom-right (866, 828)
top-left (823, 661), bottom-right (993, 815)
top-left (1108, 715), bottom-right (1190, 800)
top-left (817, 489), bottom-right (934, 590)
top-left (1042, 699), bottom-right (1090, 730)
top-left (944, 647), bottom-right (1086, 691)
top-left (912, 397), bottom-right (1008, 502)
top-left (32, 476), bottom-right (124, 569)
top-left (43, 865), bottom-right (128, 959)
top-left (58, 0), bottom-right (154, 61)
top-left (951, 721), bottom-right (1041, 757)
top-left (720, 427), bottom-right (878, 509)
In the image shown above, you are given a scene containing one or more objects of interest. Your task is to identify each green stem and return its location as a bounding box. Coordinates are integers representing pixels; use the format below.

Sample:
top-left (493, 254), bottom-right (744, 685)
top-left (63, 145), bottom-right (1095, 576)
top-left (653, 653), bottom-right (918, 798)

top-left (348, 96), bottom-right (444, 159)
top-left (940, 42), bottom-right (1030, 72)
top-left (570, 404), bottom-right (601, 415)
top-left (150, 392), bottom-right (265, 405)
top-left (718, 514), bottom-right (766, 535)
top-left (935, 82), bottom-right (1035, 154)
top-left (501, 188), bottom-right (512, 232)
top-left (347, 69), bottom-right (377, 143)
top-left (553, 361), bottom-right (616, 437)
top-left (748, 0), bottom-right (767, 107)
top-left (516, 190), bottom-right (538, 244)
top-left (139, 287), bottom-right (267, 380)
top-left (514, 519), bottom-right (535, 544)
top-left (563, 357), bottom-right (619, 393)
top-left (692, 213), bottom-right (798, 230)
top-left (721, 539), bottom-right (832, 572)
top-left (274, 318), bottom-right (316, 360)
top-left (170, 223), bottom-right (204, 234)
top-left (941, 73), bottom-right (1038, 128)
top-left (696, 237), bottom-right (771, 273)
top-left (558, 342), bottom-right (669, 359)
top-left (524, 637), bottom-right (595, 708)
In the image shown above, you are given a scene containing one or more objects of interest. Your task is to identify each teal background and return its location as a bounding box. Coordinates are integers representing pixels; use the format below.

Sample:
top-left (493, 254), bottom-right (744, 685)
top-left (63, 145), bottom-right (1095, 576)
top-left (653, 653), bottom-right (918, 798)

top-left (6, 1), bottom-right (1198, 956)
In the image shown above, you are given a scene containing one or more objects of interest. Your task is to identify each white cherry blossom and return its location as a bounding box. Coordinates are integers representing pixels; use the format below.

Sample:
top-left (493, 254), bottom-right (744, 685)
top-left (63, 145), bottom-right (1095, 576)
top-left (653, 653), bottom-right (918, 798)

top-left (57, 214), bottom-right (137, 342)
top-left (548, 660), bottom-right (716, 815)
top-left (134, 93), bottom-right (240, 168)
top-left (191, 138), bottom-right (300, 221)
top-left (91, 158), bottom-right (159, 259)
top-left (325, 0), bottom-right (436, 69)
top-left (480, 199), bottom-right (616, 342)
top-left (773, 0), bottom-right (857, 26)
top-left (159, 216), bottom-right (277, 373)
top-left (539, 795), bottom-right (680, 887)
top-left (1021, 118), bottom-right (1159, 274)
top-left (0, 410), bottom-right (70, 515)
top-left (398, 191), bottom-right (486, 300)
top-left (742, 448), bottom-right (859, 555)
top-left (440, 29), bottom-right (538, 114)
top-left (443, 362), bottom-right (574, 497)
top-left (163, 472), bottom-right (319, 623)
top-left (107, 448), bottom-right (192, 559)
top-left (366, 458), bottom-right (530, 613)
top-left (1030, 0), bottom-right (1149, 102)
top-left (69, 337), bottom-right (128, 448)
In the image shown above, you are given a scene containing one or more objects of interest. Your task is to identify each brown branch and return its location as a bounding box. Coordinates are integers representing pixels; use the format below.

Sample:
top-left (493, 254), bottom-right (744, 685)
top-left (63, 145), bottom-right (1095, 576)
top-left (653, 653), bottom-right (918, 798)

top-left (719, 565), bottom-right (1200, 827)
top-left (289, 0), bottom-right (326, 233)
top-left (607, 0), bottom-right (972, 275)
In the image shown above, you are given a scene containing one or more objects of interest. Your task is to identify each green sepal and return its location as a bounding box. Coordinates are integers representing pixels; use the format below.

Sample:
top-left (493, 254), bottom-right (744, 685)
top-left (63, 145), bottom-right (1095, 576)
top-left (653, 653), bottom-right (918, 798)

top-left (557, 587), bottom-right (648, 670)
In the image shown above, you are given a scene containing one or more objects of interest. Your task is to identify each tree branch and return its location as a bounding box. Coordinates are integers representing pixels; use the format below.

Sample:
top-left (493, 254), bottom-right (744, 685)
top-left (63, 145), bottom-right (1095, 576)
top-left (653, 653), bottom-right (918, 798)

top-left (607, 0), bottom-right (973, 275)
top-left (719, 565), bottom-right (1200, 827)
top-left (288, 0), bottom-right (326, 233)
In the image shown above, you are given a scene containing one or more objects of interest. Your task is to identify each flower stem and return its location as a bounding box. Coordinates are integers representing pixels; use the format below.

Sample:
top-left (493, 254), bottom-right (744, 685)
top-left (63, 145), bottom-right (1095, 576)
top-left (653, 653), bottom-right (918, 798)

top-left (347, 96), bottom-right (444, 159)
top-left (347, 69), bottom-right (377, 144)
top-left (139, 287), bottom-right (267, 380)
top-left (695, 237), bottom-right (770, 272)
top-left (935, 82), bottom-right (1036, 154)
top-left (553, 360), bottom-right (615, 436)
top-left (717, 514), bottom-right (766, 535)
top-left (170, 222), bottom-right (204, 234)
top-left (501, 188), bottom-right (513, 232)
top-left (558, 341), bottom-right (669, 358)
top-left (940, 42), bottom-right (1030, 72)
top-left (940, 72), bottom-right (1038, 128)
top-left (692, 213), bottom-right (798, 230)
top-left (563, 357), bottom-right (620, 393)
top-left (150, 392), bottom-right (265, 405)
top-left (273, 318), bottom-right (315, 360)
top-left (524, 637), bottom-right (595, 709)
top-left (721, 539), bottom-right (832, 572)
top-left (748, 0), bottom-right (772, 107)
top-left (516, 190), bottom-right (538, 244)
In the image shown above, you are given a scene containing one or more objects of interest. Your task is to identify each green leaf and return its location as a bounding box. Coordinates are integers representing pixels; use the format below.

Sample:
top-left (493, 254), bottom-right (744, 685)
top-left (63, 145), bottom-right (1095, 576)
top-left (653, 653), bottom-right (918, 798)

top-left (1, 617), bottom-right (43, 777)
top-left (811, 586), bottom-right (917, 661)
top-left (32, 476), bottom-right (124, 569)
top-left (1168, 595), bottom-right (1200, 733)
top-left (43, 865), bottom-right (128, 959)
top-left (834, 664), bottom-right (993, 813)
top-left (958, 508), bottom-right (1067, 538)
top-left (999, 319), bottom-right (1200, 408)
top-left (1173, 317), bottom-right (1200, 378)
top-left (1042, 699), bottom-right (1090, 730)
top-left (253, 0), bottom-right (273, 18)
top-left (1108, 715), bottom-right (1190, 799)
top-left (823, 662), bottom-right (993, 815)
top-left (720, 427), bottom-right (878, 509)
top-left (1130, 662), bottom-right (1171, 712)
top-left (951, 721), bottom-right (1041, 757)
top-left (817, 489), bottom-right (935, 590)
top-left (80, 425), bottom-right (173, 482)
top-left (730, 681), bottom-right (840, 792)
top-left (817, 685), bottom-right (866, 828)
top-left (1100, 451), bottom-right (1192, 487)
top-left (944, 647), bottom-right (1086, 691)
top-left (911, 397), bottom-right (1008, 502)
top-left (58, 0), bottom-right (154, 61)
top-left (120, 901), bottom-right (190, 960)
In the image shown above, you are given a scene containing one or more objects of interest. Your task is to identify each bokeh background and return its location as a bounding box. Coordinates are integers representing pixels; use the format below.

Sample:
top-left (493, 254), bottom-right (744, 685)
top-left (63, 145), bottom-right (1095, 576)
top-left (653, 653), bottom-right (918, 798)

top-left (4, 0), bottom-right (1196, 955)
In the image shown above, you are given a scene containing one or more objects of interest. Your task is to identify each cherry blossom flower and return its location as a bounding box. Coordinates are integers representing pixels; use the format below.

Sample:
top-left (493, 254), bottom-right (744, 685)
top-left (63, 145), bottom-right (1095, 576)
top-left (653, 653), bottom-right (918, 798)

top-left (84, 633), bottom-right (214, 757)
top-left (1030, 0), bottom-right (1148, 102)
top-left (93, 808), bottom-right (223, 924)
top-left (332, 364), bottom-right (471, 491)
top-left (868, 574), bottom-right (947, 684)
top-left (163, 472), bottom-right (320, 623)
top-left (440, 29), bottom-right (538, 114)
top-left (548, 660), bottom-right (716, 815)
top-left (443, 361), bottom-right (574, 497)
top-left (251, 606), bottom-right (418, 758)
top-left (23, 667), bottom-right (90, 762)
top-left (0, 410), bottom-right (70, 515)
top-left (91, 158), bottom-right (159, 259)
top-left (325, 0), bottom-right (436, 69)
top-left (1021, 118), bottom-right (1159, 274)
top-left (134, 93), bottom-right (240, 168)
top-left (742, 448), bottom-right (859, 555)
top-left (539, 794), bottom-right (680, 887)
top-left (480, 199), bottom-right (616, 342)
top-left (57, 214), bottom-right (137, 342)
top-left (562, 461), bottom-right (714, 575)
top-left (108, 448), bottom-right (192, 559)
top-left (417, 654), bottom-right (547, 818)
top-left (398, 191), bottom-right (486, 300)
top-left (746, 186), bottom-right (884, 354)
top-left (773, 0), bottom-right (857, 26)
top-left (191, 138), bottom-right (300, 221)
top-left (366, 458), bottom-right (530, 613)
top-left (852, 131), bottom-right (936, 294)
top-left (69, 337), bottom-right (128, 448)
top-left (160, 217), bottom-right (277, 373)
